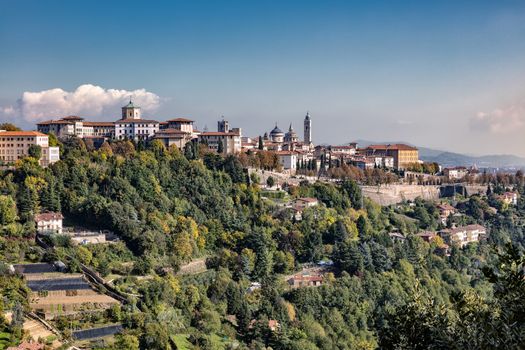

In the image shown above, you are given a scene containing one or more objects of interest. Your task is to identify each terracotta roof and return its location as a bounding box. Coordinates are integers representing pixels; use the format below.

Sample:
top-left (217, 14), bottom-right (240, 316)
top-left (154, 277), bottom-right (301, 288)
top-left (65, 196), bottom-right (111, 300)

top-left (83, 121), bottom-right (115, 126)
top-left (275, 151), bottom-right (297, 155)
top-left (416, 231), bottom-right (436, 241)
top-left (35, 212), bottom-right (63, 222)
top-left (37, 119), bottom-right (72, 125)
top-left (441, 224), bottom-right (486, 235)
top-left (367, 144), bottom-right (418, 151)
top-left (437, 203), bottom-right (456, 211)
top-left (154, 129), bottom-right (192, 139)
top-left (115, 118), bottom-right (159, 124)
top-left (167, 117), bottom-right (194, 123)
top-left (330, 145), bottom-right (356, 149)
top-left (200, 131), bottom-right (240, 136)
top-left (0, 131), bottom-right (47, 137)
top-left (62, 116), bottom-right (83, 121)
top-left (155, 128), bottom-right (189, 135)
top-left (296, 197), bottom-right (318, 203)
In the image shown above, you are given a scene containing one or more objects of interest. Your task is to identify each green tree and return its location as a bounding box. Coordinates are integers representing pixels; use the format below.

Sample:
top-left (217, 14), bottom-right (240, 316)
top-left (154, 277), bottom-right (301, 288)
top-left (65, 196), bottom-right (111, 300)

top-left (266, 176), bottom-right (275, 188)
top-left (28, 144), bottom-right (42, 159)
top-left (0, 123), bottom-right (21, 131)
top-left (113, 334), bottom-right (140, 350)
top-left (0, 195), bottom-right (17, 225)
top-left (341, 179), bottom-right (363, 209)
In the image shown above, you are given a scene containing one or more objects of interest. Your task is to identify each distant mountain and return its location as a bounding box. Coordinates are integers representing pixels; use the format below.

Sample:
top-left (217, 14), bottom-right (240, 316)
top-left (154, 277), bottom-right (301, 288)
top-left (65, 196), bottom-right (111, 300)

top-left (352, 140), bottom-right (525, 169)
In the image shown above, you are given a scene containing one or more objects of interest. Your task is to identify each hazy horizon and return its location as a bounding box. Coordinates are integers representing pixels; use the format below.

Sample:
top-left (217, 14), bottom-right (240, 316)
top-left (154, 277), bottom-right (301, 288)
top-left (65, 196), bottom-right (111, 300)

top-left (1, 0), bottom-right (525, 156)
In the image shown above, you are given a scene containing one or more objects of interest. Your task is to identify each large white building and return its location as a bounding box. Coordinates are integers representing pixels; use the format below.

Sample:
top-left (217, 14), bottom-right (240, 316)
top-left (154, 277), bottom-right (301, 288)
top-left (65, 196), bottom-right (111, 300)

top-left (0, 130), bottom-right (60, 167)
top-left (37, 116), bottom-right (115, 139)
top-left (114, 100), bottom-right (159, 141)
top-left (276, 151), bottom-right (298, 172)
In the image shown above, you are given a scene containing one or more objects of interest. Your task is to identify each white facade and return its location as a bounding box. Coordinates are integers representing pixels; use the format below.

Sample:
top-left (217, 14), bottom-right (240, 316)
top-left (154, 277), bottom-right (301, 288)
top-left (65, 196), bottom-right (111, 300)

top-left (0, 131), bottom-right (60, 167)
top-left (444, 167), bottom-right (469, 179)
top-left (114, 100), bottom-right (159, 141)
top-left (115, 120), bottom-right (160, 141)
top-left (37, 117), bottom-right (115, 139)
top-left (35, 212), bottom-right (64, 234)
top-left (372, 156), bottom-right (394, 168)
top-left (276, 151), bottom-right (298, 171)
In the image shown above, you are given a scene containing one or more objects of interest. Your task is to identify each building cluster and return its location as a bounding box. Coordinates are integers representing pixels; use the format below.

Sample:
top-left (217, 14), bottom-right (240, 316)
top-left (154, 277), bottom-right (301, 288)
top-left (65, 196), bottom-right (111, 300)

top-left (24, 99), bottom-right (423, 173)
top-left (36, 99), bottom-right (243, 154)
top-left (390, 222), bottom-right (487, 254)
top-left (312, 143), bottom-right (419, 171)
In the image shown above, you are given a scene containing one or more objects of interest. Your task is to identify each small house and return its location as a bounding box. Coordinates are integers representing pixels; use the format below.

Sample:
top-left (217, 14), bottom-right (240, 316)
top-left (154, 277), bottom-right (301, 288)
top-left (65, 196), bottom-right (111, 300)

top-left (34, 212), bottom-right (63, 234)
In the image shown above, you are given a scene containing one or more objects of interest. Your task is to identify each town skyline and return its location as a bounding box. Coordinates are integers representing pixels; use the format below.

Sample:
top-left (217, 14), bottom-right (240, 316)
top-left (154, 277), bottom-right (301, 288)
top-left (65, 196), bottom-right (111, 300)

top-left (1, 1), bottom-right (525, 156)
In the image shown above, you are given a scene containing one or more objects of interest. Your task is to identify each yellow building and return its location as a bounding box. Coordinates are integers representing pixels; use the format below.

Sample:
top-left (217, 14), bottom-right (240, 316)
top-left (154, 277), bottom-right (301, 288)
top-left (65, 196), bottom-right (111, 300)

top-left (365, 144), bottom-right (419, 170)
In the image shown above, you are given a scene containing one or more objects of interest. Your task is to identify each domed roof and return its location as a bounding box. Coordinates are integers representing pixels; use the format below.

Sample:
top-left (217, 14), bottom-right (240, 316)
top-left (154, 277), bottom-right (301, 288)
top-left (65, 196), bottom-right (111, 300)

top-left (123, 97), bottom-right (138, 109)
top-left (270, 125), bottom-right (284, 135)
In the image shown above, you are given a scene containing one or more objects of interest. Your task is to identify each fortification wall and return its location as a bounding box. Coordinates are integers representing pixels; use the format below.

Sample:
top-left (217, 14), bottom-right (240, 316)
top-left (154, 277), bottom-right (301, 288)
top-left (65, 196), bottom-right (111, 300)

top-left (361, 185), bottom-right (441, 206)
top-left (361, 184), bottom-right (488, 206)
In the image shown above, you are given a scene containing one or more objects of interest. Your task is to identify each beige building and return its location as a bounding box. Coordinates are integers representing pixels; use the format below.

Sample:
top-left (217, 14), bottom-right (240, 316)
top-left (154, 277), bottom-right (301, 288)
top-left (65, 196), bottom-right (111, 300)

top-left (365, 144), bottom-right (419, 170)
top-left (154, 117), bottom-right (199, 149)
top-left (198, 119), bottom-right (242, 154)
top-left (0, 130), bottom-right (60, 167)
top-left (154, 129), bottom-right (196, 149)
top-left (439, 224), bottom-right (486, 248)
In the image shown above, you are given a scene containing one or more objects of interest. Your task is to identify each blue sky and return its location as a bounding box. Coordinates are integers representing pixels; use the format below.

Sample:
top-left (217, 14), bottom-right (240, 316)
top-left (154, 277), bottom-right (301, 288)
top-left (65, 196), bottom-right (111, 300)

top-left (1, 0), bottom-right (525, 156)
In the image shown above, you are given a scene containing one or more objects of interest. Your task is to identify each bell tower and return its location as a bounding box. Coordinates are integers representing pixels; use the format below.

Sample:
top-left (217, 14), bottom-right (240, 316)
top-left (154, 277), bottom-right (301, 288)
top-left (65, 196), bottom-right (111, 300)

top-left (304, 111), bottom-right (312, 144)
top-left (122, 97), bottom-right (141, 119)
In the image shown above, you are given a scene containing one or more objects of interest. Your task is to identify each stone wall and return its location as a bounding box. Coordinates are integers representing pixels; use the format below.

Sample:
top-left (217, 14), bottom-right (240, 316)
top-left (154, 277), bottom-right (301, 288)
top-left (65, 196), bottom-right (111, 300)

top-left (361, 184), bottom-right (488, 206)
top-left (361, 185), bottom-right (441, 206)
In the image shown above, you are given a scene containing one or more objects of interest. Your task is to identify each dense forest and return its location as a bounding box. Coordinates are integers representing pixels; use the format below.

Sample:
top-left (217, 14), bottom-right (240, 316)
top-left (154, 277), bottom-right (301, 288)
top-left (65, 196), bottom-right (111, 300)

top-left (0, 138), bottom-right (524, 350)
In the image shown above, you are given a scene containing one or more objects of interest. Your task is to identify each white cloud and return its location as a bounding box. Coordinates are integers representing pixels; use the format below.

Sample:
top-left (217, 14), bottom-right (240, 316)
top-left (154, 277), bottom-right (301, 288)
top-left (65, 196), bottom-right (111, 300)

top-left (470, 103), bottom-right (525, 134)
top-left (1, 84), bottom-right (161, 123)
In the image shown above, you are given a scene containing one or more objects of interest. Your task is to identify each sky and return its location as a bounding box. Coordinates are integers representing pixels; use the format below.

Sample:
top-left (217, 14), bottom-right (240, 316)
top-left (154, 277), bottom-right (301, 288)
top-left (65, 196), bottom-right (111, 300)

top-left (1, 0), bottom-right (525, 156)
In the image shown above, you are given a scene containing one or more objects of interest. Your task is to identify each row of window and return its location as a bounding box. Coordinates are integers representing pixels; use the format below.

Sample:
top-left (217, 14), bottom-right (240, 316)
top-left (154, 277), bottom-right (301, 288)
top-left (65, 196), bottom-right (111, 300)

top-left (0, 143), bottom-right (32, 148)
top-left (0, 137), bottom-right (36, 141)
top-left (117, 124), bottom-right (157, 128)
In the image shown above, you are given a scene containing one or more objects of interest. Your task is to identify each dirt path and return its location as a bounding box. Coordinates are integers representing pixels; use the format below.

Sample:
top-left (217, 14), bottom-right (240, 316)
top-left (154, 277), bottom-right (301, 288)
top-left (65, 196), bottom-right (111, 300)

top-left (177, 258), bottom-right (207, 275)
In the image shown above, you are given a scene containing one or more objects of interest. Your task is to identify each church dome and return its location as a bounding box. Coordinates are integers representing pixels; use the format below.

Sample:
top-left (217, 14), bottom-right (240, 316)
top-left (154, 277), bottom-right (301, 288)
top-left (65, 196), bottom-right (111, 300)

top-left (270, 125), bottom-right (284, 135)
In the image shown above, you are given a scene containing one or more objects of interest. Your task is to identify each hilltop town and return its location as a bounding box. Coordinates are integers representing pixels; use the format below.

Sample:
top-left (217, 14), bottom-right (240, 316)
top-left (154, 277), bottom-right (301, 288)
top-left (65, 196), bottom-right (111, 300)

top-left (2, 99), bottom-right (490, 190)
